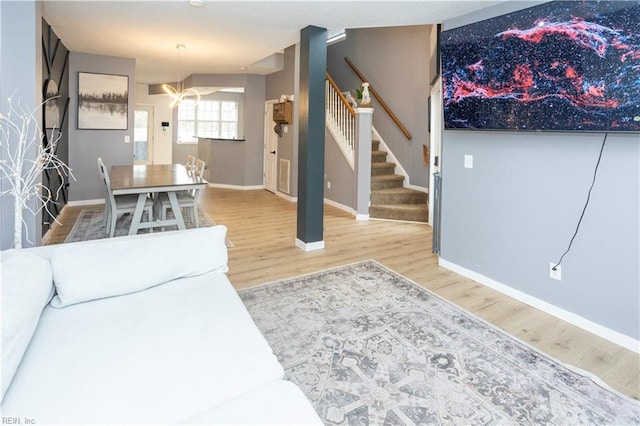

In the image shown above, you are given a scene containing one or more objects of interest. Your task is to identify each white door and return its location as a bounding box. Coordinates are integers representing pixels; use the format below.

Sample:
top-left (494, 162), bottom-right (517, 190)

top-left (134, 105), bottom-right (154, 165)
top-left (263, 100), bottom-right (278, 193)
top-left (428, 80), bottom-right (442, 226)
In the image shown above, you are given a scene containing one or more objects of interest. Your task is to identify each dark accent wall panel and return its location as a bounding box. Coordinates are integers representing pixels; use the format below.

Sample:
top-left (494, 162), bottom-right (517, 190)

top-left (41, 18), bottom-right (70, 234)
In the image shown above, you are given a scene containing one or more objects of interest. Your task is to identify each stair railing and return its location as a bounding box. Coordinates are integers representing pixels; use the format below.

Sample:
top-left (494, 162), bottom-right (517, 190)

top-left (325, 72), bottom-right (356, 168)
top-left (344, 57), bottom-right (413, 140)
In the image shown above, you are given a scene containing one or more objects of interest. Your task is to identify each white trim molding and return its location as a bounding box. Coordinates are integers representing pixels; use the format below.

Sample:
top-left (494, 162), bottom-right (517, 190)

top-left (208, 183), bottom-right (264, 190)
top-left (275, 191), bottom-right (297, 203)
top-left (356, 213), bottom-right (370, 221)
top-left (406, 183), bottom-right (428, 194)
top-left (295, 239), bottom-right (325, 252)
top-left (324, 198), bottom-right (355, 215)
top-left (438, 258), bottom-right (640, 353)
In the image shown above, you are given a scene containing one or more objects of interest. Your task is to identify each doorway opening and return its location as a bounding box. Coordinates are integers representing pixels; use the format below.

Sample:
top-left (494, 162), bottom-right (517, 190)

top-left (134, 105), bottom-right (154, 164)
top-left (263, 100), bottom-right (278, 193)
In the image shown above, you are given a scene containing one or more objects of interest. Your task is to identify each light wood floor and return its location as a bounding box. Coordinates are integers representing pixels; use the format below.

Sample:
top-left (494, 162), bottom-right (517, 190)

top-left (46, 187), bottom-right (639, 400)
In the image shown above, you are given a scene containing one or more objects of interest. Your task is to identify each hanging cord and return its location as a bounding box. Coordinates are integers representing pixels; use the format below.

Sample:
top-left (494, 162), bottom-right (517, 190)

top-left (552, 133), bottom-right (608, 271)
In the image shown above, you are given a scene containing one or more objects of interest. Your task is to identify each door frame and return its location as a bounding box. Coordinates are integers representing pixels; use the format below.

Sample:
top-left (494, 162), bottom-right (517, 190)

top-left (134, 104), bottom-right (155, 165)
top-left (428, 80), bottom-right (442, 226)
top-left (263, 99), bottom-right (279, 193)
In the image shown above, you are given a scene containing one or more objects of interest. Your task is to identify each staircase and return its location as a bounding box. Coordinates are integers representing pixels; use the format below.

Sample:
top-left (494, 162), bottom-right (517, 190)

top-left (370, 138), bottom-right (428, 222)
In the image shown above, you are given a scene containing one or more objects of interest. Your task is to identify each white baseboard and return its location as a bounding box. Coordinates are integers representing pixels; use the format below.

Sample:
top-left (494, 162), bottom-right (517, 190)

top-left (438, 258), bottom-right (640, 354)
top-left (406, 183), bottom-right (428, 194)
top-left (275, 191), bottom-right (297, 203)
top-left (356, 214), bottom-right (369, 221)
top-left (67, 199), bottom-right (105, 207)
top-left (295, 239), bottom-right (325, 252)
top-left (208, 183), bottom-right (264, 190)
top-left (324, 198), bottom-right (355, 215)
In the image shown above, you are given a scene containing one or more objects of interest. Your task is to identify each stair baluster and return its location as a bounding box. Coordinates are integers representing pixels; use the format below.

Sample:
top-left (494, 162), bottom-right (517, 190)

top-left (325, 73), bottom-right (356, 169)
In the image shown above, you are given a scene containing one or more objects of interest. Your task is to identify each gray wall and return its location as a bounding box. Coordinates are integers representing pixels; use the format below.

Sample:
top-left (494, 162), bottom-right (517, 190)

top-left (243, 74), bottom-right (266, 186)
top-left (441, 2), bottom-right (640, 340)
top-left (327, 25), bottom-right (431, 189)
top-left (1, 0), bottom-right (42, 249)
top-left (68, 52), bottom-right (135, 201)
top-left (266, 44), bottom-right (298, 196)
top-left (324, 124), bottom-right (355, 208)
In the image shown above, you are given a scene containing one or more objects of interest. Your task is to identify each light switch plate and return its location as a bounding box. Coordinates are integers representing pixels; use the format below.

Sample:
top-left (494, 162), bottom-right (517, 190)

top-left (124, 135), bottom-right (131, 143)
top-left (464, 154), bottom-right (473, 169)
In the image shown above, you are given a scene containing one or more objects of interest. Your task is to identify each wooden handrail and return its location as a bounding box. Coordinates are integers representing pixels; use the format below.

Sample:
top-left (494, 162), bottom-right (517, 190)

top-left (344, 57), bottom-right (413, 140)
top-left (326, 72), bottom-right (356, 118)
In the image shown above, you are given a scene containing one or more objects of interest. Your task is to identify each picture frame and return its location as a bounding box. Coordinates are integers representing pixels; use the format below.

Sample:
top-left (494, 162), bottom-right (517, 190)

top-left (43, 78), bottom-right (60, 129)
top-left (77, 72), bottom-right (128, 130)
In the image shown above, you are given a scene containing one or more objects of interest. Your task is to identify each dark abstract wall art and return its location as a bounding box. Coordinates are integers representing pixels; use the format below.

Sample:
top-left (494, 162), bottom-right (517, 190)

top-left (442, 1), bottom-right (640, 132)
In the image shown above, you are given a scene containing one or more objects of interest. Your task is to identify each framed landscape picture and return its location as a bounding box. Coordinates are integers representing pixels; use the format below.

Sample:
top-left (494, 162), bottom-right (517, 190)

top-left (43, 78), bottom-right (60, 129)
top-left (78, 72), bottom-right (128, 130)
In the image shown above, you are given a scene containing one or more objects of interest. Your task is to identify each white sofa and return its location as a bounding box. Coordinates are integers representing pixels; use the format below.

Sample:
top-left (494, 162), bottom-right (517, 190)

top-left (0, 226), bottom-right (322, 425)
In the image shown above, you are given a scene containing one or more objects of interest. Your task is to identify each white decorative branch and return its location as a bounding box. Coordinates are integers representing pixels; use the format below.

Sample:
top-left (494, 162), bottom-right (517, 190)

top-left (0, 97), bottom-right (73, 248)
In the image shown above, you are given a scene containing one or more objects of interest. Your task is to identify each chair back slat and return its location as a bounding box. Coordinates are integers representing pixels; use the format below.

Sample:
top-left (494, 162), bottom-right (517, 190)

top-left (186, 155), bottom-right (196, 170)
top-left (195, 159), bottom-right (206, 178)
top-left (97, 157), bottom-right (112, 189)
top-left (97, 157), bottom-right (117, 210)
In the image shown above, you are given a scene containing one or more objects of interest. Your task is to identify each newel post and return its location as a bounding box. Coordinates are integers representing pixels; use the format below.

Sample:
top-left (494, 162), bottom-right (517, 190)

top-left (354, 108), bottom-right (373, 220)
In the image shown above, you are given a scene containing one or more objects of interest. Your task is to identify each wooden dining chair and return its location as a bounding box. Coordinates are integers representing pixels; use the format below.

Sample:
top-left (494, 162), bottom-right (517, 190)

top-left (186, 154), bottom-right (196, 171)
top-left (154, 159), bottom-right (206, 229)
top-left (97, 157), bottom-right (154, 237)
top-left (195, 159), bottom-right (206, 176)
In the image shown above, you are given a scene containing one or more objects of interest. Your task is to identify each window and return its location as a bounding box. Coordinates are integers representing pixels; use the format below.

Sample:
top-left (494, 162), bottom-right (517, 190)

top-left (177, 99), bottom-right (239, 143)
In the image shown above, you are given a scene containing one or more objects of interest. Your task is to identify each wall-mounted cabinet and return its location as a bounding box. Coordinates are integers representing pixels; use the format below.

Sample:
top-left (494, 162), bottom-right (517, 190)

top-left (273, 101), bottom-right (292, 124)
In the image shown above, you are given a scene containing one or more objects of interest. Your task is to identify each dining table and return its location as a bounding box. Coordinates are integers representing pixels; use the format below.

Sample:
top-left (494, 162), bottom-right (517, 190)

top-left (109, 164), bottom-right (208, 235)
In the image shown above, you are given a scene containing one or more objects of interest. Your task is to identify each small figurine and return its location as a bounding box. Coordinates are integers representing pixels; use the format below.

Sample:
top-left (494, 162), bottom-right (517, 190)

top-left (361, 82), bottom-right (371, 106)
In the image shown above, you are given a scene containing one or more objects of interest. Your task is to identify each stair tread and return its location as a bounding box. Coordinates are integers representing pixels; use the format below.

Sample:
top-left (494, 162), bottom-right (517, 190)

top-left (371, 162), bottom-right (395, 168)
top-left (371, 204), bottom-right (428, 211)
top-left (371, 187), bottom-right (426, 195)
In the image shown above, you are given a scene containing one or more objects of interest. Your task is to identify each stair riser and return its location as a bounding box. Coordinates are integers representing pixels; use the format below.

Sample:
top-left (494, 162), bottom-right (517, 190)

top-left (371, 165), bottom-right (395, 176)
top-left (371, 192), bottom-right (427, 205)
top-left (370, 206), bottom-right (428, 222)
top-left (372, 140), bottom-right (380, 151)
top-left (371, 180), bottom-right (404, 190)
top-left (371, 152), bottom-right (387, 163)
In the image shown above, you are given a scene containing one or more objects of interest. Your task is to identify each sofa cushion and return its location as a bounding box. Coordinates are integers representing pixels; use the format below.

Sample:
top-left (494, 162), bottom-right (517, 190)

top-left (50, 225), bottom-right (228, 308)
top-left (1, 272), bottom-right (284, 424)
top-left (0, 250), bottom-right (54, 402)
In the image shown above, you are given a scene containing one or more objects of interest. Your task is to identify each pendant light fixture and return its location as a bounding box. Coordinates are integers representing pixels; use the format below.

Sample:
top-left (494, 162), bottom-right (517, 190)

top-left (162, 43), bottom-right (201, 108)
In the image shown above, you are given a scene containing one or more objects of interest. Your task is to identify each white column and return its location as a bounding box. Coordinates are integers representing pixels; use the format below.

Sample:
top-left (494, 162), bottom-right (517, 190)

top-left (354, 108), bottom-right (373, 220)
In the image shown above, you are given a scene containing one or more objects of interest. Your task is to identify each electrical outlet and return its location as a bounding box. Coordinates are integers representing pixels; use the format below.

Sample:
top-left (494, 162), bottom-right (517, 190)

top-left (549, 263), bottom-right (562, 280)
top-left (327, 181), bottom-right (331, 189)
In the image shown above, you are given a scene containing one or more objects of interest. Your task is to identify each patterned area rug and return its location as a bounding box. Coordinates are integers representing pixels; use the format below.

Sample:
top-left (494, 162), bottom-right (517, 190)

top-left (64, 207), bottom-right (233, 247)
top-left (240, 261), bottom-right (639, 425)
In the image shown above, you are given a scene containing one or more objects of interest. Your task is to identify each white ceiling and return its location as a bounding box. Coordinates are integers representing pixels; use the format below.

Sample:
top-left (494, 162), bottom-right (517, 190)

top-left (42, 0), bottom-right (502, 85)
